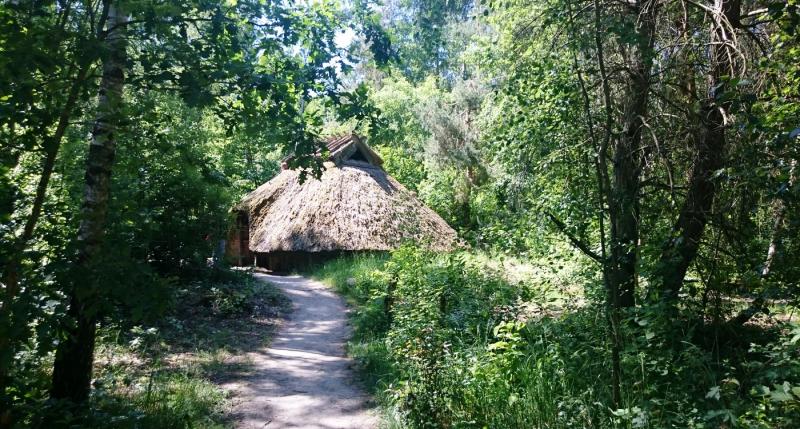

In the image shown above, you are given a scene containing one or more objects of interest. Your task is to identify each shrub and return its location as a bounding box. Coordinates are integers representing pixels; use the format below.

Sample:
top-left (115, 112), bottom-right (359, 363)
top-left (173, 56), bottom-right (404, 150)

top-left (311, 247), bottom-right (800, 428)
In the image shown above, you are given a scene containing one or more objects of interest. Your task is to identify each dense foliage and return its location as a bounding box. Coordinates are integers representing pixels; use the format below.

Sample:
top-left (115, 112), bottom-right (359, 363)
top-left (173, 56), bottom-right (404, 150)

top-left (0, 0), bottom-right (386, 424)
top-left (310, 0), bottom-right (800, 427)
top-left (1, 0), bottom-right (799, 427)
top-left (313, 248), bottom-right (800, 428)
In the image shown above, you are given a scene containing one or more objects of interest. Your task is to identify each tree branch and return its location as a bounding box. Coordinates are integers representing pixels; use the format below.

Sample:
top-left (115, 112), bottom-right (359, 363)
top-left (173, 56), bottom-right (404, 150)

top-left (545, 212), bottom-right (604, 263)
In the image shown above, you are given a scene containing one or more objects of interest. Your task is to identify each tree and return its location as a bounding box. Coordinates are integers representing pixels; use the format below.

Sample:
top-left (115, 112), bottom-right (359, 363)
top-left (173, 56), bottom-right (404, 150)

top-left (418, 77), bottom-right (489, 228)
top-left (380, 0), bottom-right (475, 82)
top-left (0, 0), bottom-right (109, 411)
top-left (481, 0), bottom-right (799, 410)
top-left (2, 0), bottom-right (386, 411)
top-left (654, 0), bottom-right (746, 301)
top-left (49, 0), bottom-right (127, 402)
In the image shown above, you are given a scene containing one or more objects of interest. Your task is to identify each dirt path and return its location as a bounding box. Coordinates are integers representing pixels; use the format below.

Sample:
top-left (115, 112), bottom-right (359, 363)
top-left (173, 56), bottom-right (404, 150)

top-left (224, 273), bottom-right (379, 429)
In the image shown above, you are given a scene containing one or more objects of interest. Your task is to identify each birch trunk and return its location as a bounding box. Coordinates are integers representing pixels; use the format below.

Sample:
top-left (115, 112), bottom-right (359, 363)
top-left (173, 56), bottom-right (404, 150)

top-left (50, 0), bottom-right (126, 403)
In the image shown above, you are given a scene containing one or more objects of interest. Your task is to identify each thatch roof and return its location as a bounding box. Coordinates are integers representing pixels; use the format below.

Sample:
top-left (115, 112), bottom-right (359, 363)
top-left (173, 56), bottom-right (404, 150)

top-left (236, 134), bottom-right (458, 253)
top-left (281, 134), bottom-right (384, 167)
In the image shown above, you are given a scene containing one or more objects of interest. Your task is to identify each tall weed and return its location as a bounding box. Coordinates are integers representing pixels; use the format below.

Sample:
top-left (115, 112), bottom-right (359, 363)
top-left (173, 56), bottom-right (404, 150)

top-left (310, 247), bottom-right (800, 428)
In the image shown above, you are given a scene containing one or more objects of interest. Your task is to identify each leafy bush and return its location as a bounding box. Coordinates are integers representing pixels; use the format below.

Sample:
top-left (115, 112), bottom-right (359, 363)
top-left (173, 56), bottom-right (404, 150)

top-left (312, 247), bottom-right (800, 428)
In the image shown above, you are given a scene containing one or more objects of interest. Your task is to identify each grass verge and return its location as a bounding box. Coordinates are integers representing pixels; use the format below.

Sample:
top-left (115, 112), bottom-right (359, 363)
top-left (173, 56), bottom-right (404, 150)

top-left (15, 268), bottom-right (290, 429)
top-left (307, 248), bottom-right (800, 429)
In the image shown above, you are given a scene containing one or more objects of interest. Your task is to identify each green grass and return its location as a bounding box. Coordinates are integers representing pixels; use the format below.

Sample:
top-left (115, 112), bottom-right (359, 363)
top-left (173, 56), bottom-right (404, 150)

top-left (307, 248), bottom-right (800, 429)
top-left (90, 372), bottom-right (229, 429)
top-left (306, 250), bottom-right (596, 428)
top-left (311, 253), bottom-right (390, 300)
top-left (12, 268), bottom-right (289, 429)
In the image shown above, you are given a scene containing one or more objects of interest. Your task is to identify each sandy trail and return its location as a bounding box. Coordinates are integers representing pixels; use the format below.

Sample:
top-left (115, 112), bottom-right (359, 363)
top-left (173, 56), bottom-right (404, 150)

top-left (224, 273), bottom-right (378, 429)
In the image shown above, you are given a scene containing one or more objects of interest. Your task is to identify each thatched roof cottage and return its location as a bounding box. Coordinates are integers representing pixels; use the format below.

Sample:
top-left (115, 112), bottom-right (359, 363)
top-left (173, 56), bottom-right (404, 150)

top-left (226, 134), bottom-right (458, 271)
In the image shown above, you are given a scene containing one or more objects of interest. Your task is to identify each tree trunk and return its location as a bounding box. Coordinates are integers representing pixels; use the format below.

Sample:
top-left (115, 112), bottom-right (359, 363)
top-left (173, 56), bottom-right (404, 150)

top-left (607, 0), bottom-right (658, 308)
top-left (50, 1), bottom-right (126, 403)
top-left (654, 0), bottom-right (739, 300)
top-left (730, 159), bottom-right (797, 325)
top-left (655, 104), bottom-right (726, 298)
top-left (761, 159), bottom-right (796, 278)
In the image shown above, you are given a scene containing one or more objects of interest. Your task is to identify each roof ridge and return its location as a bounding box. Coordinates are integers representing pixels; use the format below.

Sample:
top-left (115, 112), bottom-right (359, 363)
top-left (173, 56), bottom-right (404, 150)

top-left (283, 133), bottom-right (382, 168)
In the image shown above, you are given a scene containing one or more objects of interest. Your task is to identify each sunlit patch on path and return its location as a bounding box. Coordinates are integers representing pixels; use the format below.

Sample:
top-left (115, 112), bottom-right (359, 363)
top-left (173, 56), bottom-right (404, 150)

top-left (223, 274), bottom-right (378, 429)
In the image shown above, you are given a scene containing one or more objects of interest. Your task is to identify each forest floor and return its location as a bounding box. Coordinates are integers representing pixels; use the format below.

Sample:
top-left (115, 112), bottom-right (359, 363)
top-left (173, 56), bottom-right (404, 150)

top-left (222, 273), bottom-right (379, 429)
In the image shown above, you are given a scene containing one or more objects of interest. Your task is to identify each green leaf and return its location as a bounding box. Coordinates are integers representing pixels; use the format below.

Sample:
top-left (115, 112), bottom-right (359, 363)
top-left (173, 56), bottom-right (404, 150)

top-left (706, 386), bottom-right (721, 400)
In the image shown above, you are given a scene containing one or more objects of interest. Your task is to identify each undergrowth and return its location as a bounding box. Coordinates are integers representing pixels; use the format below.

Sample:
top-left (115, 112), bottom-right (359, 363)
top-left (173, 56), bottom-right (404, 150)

top-left (309, 246), bottom-right (800, 428)
top-left (10, 268), bottom-right (289, 429)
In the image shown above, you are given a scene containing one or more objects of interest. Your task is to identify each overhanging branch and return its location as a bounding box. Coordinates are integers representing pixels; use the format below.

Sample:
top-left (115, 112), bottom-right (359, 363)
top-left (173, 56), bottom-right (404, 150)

top-left (545, 212), bottom-right (604, 263)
